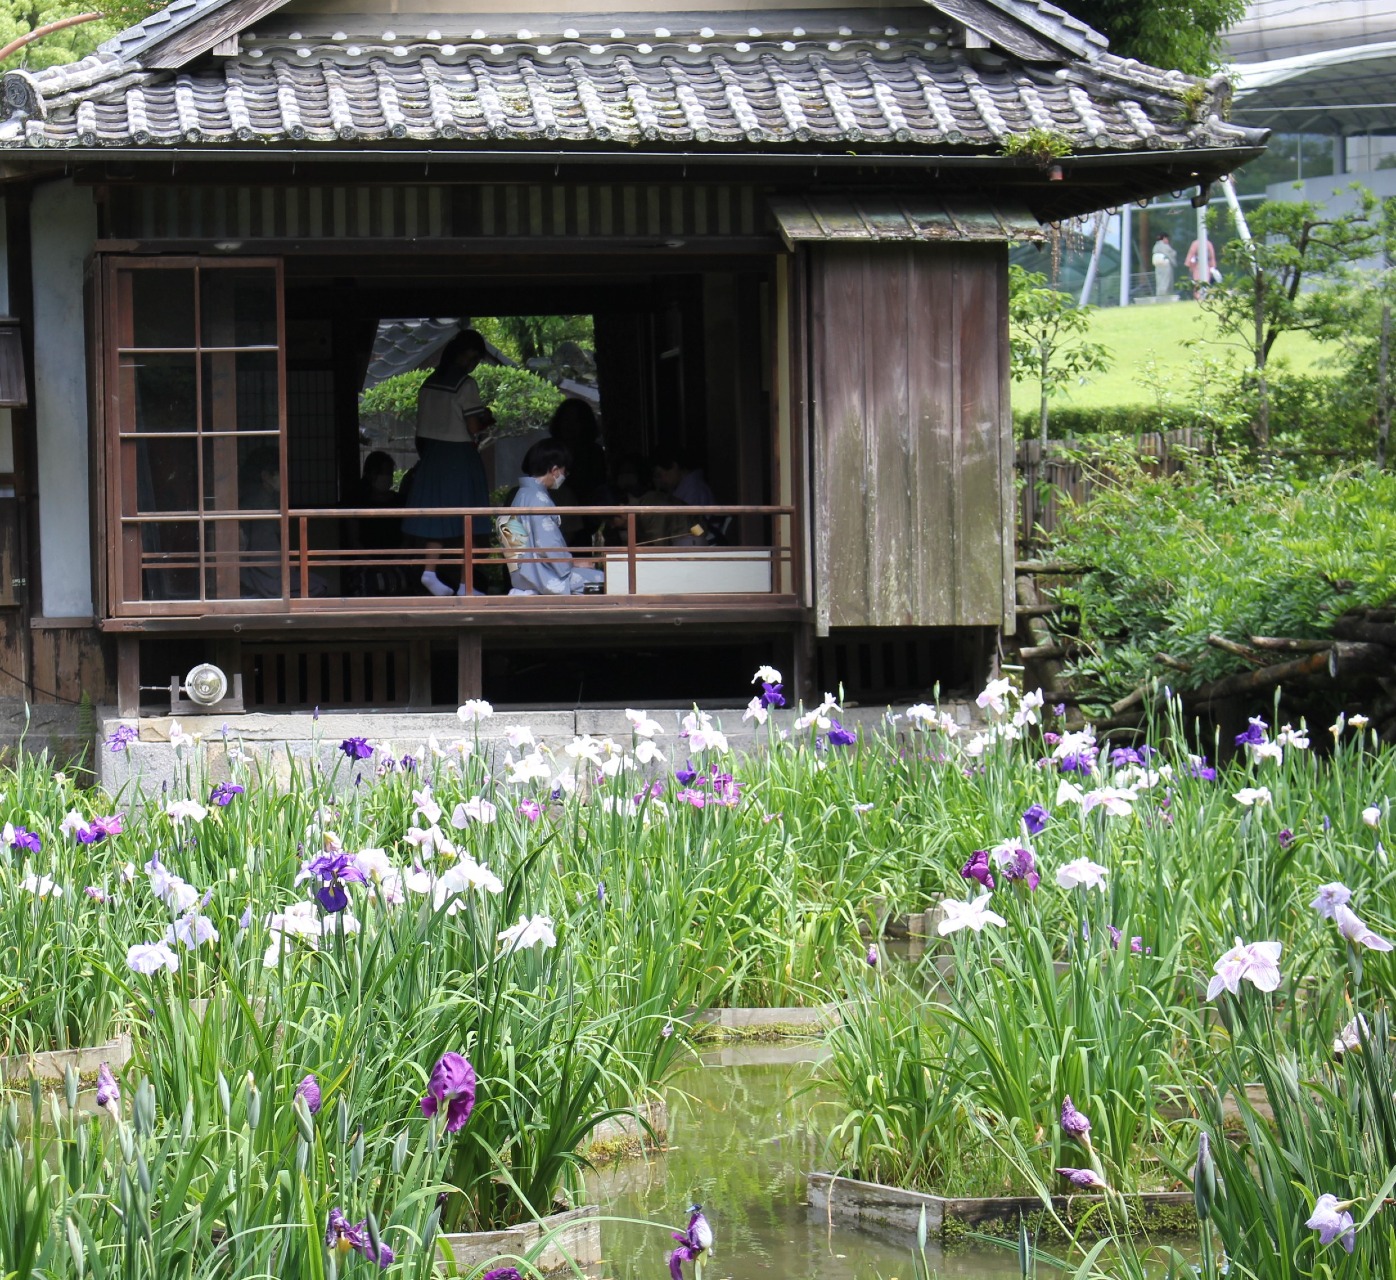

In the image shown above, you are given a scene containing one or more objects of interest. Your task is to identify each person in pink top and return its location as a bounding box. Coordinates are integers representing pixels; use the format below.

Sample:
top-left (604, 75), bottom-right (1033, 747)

top-left (1185, 237), bottom-right (1218, 298)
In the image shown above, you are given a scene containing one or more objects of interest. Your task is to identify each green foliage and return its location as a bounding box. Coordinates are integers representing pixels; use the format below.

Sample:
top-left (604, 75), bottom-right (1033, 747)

top-left (1060, 0), bottom-right (1247, 74)
top-left (1009, 267), bottom-right (1114, 446)
top-left (1001, 129), bottom-right (1074, 167)
top-left (474, 315), bottom-right (594, 370)
top-left (358, 366), bottom-right (564, 438)
top-left (1042, 450), bottom-right (1396, 701)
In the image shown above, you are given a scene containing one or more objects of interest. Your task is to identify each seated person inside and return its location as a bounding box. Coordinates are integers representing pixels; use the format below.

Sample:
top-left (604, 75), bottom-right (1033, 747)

top-left (499, 441), bottom-right (605, 596)
top-left (652, 452), bottom-right (722, 545)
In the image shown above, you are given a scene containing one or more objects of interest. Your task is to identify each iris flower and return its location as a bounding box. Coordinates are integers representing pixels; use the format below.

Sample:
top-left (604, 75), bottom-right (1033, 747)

top-left (960, 850), bottom-right (995, 890)
top-left (1056, 1167), bottom-right (1107, 1189)
top-left (1206, 937), bottom-right (1282, 1000)
top-left (209, 782), bottom-right (244, 807)
top-left (1334, 904), bottom-right (1394, 951)
top-left (1056, 857), bottom-right (1108, 892)
top-left (4, 823), bottom-right (40, 853)
top-left (1306, 1194), bottom-right (1356, 1253)
top-left (1022, 803), bottom-right (1049, 836)
top-left (937, 893), bottom-right (1007, 935)
top-left (296, 1073), bottom-right (322, 1114)
top-left (668, 1205), bottom-right (714, 1280)
top-left (498, 914), bottom-right (557, 952)
top-left (483, 1270), bottom-right (523, 1280)
top-left (457, 699), bottom-right (494, 723)
top-left (325, 1207), bottom-right (395, 1268)
top-left (301, 852), bottom-right (367, 913)
top-left (865, 944), bottom-right (879, 968)
top-left (827, 720), bottom-right (857, 746)
top-left (127, 940), bottom-right (180, 974)
top-left (1060, 1096), bottom-right (1091, 1140)
top-left (420, 1052), bottom-right (476, 1133)
top-left (1312, 882), bottom-right (1352, 919)
top-left (107, 724), bottom-right (137, 751)
top-left (339, 737), bottom-right (374, 760)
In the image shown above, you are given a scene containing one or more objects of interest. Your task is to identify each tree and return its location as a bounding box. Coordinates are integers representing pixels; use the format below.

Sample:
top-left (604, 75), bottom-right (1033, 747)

top-left (0, 0), bottom-right (163, 71)
top-left (1201, 194), bottom-right (1380, 447)
top-left (1008, 266), bottom-right (1112, 448)
top-left (1063, 0), bottom-right (1246, 75)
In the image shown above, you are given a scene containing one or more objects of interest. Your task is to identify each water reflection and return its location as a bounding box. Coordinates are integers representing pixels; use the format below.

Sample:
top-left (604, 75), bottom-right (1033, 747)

top-left (586, 1046), bottom-right (1027, 1279)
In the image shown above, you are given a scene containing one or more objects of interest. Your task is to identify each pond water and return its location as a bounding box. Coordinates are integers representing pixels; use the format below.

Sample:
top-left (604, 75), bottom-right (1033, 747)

top-left (585, 1043), bottom-right (1028, 1279)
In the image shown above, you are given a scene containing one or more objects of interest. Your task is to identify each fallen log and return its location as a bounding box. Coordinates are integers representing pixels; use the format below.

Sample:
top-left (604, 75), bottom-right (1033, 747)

top-left (1247, 636), bottom-right (1334, 653)
top-left (1192, 643), bottom-right (1389, 703)
top-left (1015, 561), bottom-right (1091, 575)
top-left (1332, 616), bottom-right (1396, 647)
top-left (1154, 654), bottom-right (1193, 672)
top-left (1207, 634), bottom-right (1267, 665)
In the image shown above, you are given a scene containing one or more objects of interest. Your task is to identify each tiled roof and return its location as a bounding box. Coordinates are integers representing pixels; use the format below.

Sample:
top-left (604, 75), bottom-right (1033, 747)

top-left (0, 8), bottom-right (1264, 154)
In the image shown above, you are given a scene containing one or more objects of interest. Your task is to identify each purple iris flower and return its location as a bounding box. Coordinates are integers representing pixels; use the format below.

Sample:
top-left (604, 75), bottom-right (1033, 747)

top-left (325, 1208), bottom-right (394, 1268)
top-left (8, 826), bottom-right (40, 854)
top-left (760, 681), bottom-right (786, 709)
top-left (483, 1271), bottom-right (523, 1280)
top-left (339, 737), bottom-right (373, 761)
top-left (668, 1206), bottom-right (714, 1280)
top-left (107, 724), bottom-right (137, 752)
top-left (77, 813), bottom-right (124, 845)
top-left (1234, 720), bottom-right (1268, 747)
top-left (1060, 1096), bottom-right (1091, 1139)
top-left (1109, 747), bottom-right (1144, 768)
top-left (420, 1052), bottom-right (476, 1133)
top-left (517, 799), bottom-right (542, 822)
top-left (1022, 803), bottom-right (1050, 836)
top-left (1058, 751), bottom-right (1095, 775)
top-left (597, 880), bottom-right (606, 907)
top-left (827, 720), bottom-right (857, 746)
top-left (1056, 1167), bottom-right (1106, 1189)
top-left (303, 852), bottom-right (366, 913)
top-left (400, 754), bottom-right (418, 772)
top-left (1190, 757), bottom-right (1217, 781)
top-left (1278, 828), bottom-right (1295, 849)
top-left (960, 850), bottom-right (995, 890)
top-left (675, 761), bottom-right (699, 786)
top-left (96, 1062), bottom-right (120, 1110)
top-left (866, 944), bottom-right (879, 968)
top-left (209, 781), bottom-right (244, 807)
top-left (1001, 846), bottom-right (1040, 890)
top-left (296, 1073), bottom-right (322, 1114)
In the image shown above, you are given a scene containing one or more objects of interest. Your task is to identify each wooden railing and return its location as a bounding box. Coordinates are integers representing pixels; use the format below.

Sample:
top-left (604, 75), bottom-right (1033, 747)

top-left (115, 504), bottom-right (797, 616)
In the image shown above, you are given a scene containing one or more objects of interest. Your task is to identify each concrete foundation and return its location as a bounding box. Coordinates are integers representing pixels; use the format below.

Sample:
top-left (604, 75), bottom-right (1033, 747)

top-left (94, 701), bottom-right (977, 797)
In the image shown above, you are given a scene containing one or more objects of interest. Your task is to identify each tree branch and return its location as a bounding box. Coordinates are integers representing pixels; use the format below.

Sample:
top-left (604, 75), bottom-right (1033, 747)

top-left (0, 12), bottom-right (103, 63)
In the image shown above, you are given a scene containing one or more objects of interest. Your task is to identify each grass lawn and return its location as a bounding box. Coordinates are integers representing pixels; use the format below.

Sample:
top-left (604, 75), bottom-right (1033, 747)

top-left (1010, 299), bottom-right (1336, 413)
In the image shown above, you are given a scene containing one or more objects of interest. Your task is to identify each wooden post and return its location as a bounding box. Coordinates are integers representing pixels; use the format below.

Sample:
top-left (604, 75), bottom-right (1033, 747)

top-left (116, 635), bottom-right (140, 717)
top-left (457, 630), bottom-right (482, 702)
top-left (408, 637), bottom-right (431, 708)
top-left (626, 513), bottom-right (637, 595)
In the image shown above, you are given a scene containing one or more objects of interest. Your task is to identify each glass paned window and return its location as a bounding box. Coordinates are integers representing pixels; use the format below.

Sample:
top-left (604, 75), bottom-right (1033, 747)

top-left (108, 259), bottom-right (287, 611)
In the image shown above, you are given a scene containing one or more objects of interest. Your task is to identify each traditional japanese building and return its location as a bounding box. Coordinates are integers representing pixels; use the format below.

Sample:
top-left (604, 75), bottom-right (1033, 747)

top-left (0, 0), bottom-right (1264, 719)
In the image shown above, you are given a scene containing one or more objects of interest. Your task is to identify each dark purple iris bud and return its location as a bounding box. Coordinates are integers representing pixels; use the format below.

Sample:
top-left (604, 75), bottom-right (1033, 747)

top-left (339, 737), bottom-right (373, 760)
top-left (597, 880), bottom-right (606, 907)
top-left (827, 720), bottom-right (857, 746)
top-left (107, 724), bottom-right (137, 752)
top-left (760, 681), bottom-right (786, 709)
top-left (675, 761), bottom-right (699, 786)
top-left (1278, 828), bottom-right (1295, 849)
top-left (1061, 1096), bottom-right (1092, 1138)
top-left (960, 850), bottom-right (995, 890)
top-left (1056, 1167), bottom-right (1106, 1189)
top-left (304, 852), bottom-right (367, 913)
top-left (1002, 847), bottom-right (1039, 890)
top-left (96, 1062), bottom-right (121, 1110)
top-left (420, 1052), bottom-right (477, 1133)
top-left (1022, 803), bottom-right (1050, 836)
top-left (295, 1073), bottom-right (322, 1114)
top-left (209, 782), bottom-right (244, 807)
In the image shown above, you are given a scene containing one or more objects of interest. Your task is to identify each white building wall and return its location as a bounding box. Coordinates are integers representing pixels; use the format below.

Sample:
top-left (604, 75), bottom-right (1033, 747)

top-left (31, 179), bottom-right (94, 618)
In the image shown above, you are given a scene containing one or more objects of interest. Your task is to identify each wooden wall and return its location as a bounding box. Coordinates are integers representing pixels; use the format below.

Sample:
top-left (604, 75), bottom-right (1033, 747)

top-left (809, 242), bottom-right (1012, 632)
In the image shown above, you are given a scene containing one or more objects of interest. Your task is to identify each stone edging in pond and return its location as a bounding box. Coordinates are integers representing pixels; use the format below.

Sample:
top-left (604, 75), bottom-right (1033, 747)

top-left (693, 1004), bottom-right (840, 1039)
top-left (0, 1034), bottom-right (133, 1085)
top-left (583, 1098), bottom-right (669, 1165)
top-left (437, 1205), bottom-right (601, 1275)
top-left (806, 1173), bottom-right (1196, 1244)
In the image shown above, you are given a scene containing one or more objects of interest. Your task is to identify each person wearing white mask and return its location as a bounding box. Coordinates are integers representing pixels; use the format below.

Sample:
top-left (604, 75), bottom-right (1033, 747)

top-left (503, 440), bottom-right (604, 596)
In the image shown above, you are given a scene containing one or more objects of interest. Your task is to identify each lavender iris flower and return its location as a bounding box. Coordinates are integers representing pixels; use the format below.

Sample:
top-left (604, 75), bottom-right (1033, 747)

top-left (668, 1205), bottom-right (714, 1280)
top-left (1060, 1096), bottom-right (1091, 1139)
top-left (420, 1052), bottom-right (477, 1133)
top-left (760, 681), bottom-right (786, 709)
top-left (827, 720), bottom-right (857, 746)
top-left (865, 944), bottom-right (879, 968)
top-left (1022, 803), bottom-right (1050, 836)
top-left (339, 737), bottom-right (374, 761)
top-left (296, 1073), bottom-right (322, 1114)
top-left (303, 852), bottom-right (367, 913)
top-left (1109, 747), bottom-right (1144, 768)
top-left (325, 1207), bottom-right (395, 1268)
top-left (1306, 1194), bottom-right (1357, 1253)
top-left (96, 1062), bottom-right (120, 1111)
top-left (77, 813), bottom-right (123, 845)
top-left (9, 826), bottom-right (40, 853)
top-left (960, 850), bottom-right (995, 891)
top-left (517, 799), bottom-right (542, 822)
top-left (209, 781), bottom-right (244, 807)
top-left (107, 724), bottom-right (138, 752)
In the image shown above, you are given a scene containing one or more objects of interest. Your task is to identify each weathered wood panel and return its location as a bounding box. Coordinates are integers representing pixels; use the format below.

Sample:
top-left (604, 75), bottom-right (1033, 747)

top-left (31, 626), bottom-right (115, 704)
top-left (810, 243), bottom-right (1010, 629)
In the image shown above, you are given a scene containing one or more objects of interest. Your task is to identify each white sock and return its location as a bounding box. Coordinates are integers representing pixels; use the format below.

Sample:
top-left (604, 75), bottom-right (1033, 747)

top-left (421, 570), bottom-right (452, 597)
top-left (455, 583), bottom-right (482, 596)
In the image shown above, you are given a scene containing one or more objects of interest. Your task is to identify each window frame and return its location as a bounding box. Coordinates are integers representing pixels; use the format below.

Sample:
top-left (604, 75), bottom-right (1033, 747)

top-left (101, 255), bottom-right (288, 617)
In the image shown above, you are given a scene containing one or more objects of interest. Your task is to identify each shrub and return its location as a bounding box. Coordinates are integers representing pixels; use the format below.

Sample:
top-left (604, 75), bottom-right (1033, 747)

top-left (358, 366), bottom-right (564, 439)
